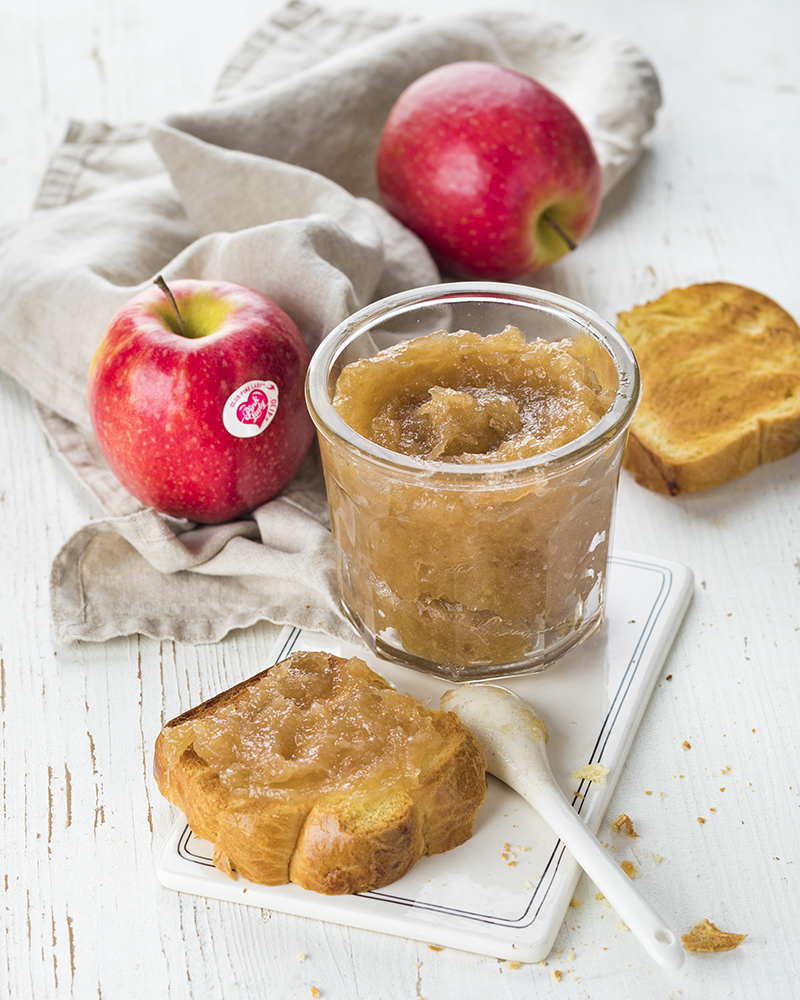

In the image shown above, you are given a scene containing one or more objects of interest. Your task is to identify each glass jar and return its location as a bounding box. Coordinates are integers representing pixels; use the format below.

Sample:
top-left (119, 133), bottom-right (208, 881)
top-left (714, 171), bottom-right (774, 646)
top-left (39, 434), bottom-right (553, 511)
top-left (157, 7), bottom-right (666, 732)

top-left (306, 283), bottom-right (640, 682)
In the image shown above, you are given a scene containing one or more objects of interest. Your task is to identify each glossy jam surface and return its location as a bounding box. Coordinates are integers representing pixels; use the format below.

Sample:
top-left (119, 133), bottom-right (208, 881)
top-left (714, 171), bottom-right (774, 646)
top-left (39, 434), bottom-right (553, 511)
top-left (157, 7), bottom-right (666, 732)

top-left (333, 326), bottom-right (613, 461)
top-left (160, 651), bottom-right (444, 798)
top-left (323, 326), bottom-right (622, 677)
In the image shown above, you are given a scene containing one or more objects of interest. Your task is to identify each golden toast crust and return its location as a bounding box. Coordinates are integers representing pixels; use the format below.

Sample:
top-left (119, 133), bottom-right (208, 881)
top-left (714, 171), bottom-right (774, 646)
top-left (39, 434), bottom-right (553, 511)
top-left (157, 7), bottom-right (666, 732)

top-left (618, 282), bottom-right (800, 494)
top-left (154, 652), bottom-right (486, 894)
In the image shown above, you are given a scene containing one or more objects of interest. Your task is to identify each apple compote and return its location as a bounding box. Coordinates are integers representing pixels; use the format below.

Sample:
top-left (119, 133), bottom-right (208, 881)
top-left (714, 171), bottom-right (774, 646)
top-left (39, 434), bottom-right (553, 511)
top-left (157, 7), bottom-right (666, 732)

top-left (307, 285), bottom-right (640, 680)
top-left (333, 326), bottom-right (611, 462)
top-left (157, 651), bottom-right (449, 799)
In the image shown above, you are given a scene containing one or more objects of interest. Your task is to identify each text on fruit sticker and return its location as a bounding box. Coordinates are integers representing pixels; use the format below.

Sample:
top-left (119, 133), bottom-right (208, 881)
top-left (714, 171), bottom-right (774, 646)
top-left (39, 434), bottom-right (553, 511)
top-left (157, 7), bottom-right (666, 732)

top-left (222, 380), bottom-right (279, 438)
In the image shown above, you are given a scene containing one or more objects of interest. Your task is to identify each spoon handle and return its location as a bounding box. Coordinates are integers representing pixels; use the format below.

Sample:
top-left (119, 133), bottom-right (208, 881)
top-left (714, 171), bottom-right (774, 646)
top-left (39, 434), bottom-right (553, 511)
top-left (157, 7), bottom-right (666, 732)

top-left (532, 786), bottom-right (684, 971)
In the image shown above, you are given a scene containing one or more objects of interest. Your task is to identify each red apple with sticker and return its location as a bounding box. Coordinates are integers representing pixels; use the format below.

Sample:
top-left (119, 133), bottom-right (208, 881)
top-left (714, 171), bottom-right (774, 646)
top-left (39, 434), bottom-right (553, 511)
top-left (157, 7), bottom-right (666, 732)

top-left (87, 277), bottom-right (315, 523)
top-left (376, 61), bottom-right (602, 280)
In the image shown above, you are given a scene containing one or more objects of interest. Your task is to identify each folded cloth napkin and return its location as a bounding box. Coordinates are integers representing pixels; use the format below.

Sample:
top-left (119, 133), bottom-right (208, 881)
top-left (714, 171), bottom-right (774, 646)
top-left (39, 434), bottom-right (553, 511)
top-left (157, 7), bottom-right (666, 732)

top-left (0, 0), bottom-right (661, 644)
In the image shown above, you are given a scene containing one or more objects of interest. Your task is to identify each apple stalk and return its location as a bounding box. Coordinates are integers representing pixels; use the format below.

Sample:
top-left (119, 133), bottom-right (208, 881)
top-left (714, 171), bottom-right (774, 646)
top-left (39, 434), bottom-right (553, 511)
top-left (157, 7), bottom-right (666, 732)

top-left (154, 274), bottom-right (187, 337)
top-left (542, 213), bottom-right (577, 252)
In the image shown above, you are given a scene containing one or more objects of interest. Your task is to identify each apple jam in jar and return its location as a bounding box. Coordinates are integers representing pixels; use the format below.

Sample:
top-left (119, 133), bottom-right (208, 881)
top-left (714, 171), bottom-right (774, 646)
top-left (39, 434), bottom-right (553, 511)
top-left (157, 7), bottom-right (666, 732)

top-left (306, 284), bottom-right (640, 681)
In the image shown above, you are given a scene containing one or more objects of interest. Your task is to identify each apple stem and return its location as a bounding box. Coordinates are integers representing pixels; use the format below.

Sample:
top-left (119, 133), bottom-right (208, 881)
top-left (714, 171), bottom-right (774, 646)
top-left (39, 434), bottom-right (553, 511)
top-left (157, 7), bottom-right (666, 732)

top-left (542, 213), bottom-right (577, 252)
top-left (154, 275), bottom-right (186, 336)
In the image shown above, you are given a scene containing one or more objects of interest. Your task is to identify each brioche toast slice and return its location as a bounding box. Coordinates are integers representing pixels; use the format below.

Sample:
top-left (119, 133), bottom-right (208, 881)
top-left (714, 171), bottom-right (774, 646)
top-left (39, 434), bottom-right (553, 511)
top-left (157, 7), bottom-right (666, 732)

top-left (618, 282), bottom-right (800, 494)
top-left (154, 650), bottom-right (486, 895)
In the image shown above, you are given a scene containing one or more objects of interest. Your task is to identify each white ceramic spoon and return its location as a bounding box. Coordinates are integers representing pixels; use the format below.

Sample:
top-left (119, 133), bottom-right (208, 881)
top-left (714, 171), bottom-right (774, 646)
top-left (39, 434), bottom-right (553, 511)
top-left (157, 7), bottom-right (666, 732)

top-left (440, 684), bottom-right (685, 971)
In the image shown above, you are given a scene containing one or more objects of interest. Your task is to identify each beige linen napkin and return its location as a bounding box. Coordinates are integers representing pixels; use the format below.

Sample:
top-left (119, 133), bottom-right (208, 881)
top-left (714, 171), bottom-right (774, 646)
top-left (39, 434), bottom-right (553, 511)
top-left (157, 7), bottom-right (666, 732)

top-left (0, 1), bottom-right (661, 644)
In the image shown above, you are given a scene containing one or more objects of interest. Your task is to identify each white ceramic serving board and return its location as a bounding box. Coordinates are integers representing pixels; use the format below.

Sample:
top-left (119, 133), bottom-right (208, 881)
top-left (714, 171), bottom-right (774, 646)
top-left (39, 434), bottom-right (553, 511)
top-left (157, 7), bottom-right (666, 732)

top-left (156, 551), bottom-right (692, 963)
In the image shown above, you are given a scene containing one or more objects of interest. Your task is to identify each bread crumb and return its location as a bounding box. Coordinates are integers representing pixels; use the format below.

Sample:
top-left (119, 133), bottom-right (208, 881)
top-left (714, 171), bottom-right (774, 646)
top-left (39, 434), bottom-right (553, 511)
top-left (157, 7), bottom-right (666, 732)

top-left (524, 880), bottom-right (534, 890)
top-left (507, 961), bottom-right (520, 970)
top-left (682, 918), bottom-right (747, 952)
top-left (645, 790), bottom-right (653, 795)
top-left (571, 762), bottom-right (609, 784)
top-left (310, 989), bottom-right (321, 999)
top-left (296, 952), bottom-right (307, 962)
top-left (682, 740), bottom-right (691, 750)
top-left (698, 817), bottom-right (706, 824)
top-left (619, 860), bottom-right (639, 879)
top-left (569, 897), bottom-right (582, 907)
top-left (617, 920), bottom-right (630, 932)
top-left (428, 945), bottom-right (442, 952)
top-left (501, 844), bottom-right (517, 863)
top-left (611, 813), bottom-right (639, 837)
top-left (595, 892), bottom-right (604, 901)
top-left (552, 969), bottom-right (563, 983)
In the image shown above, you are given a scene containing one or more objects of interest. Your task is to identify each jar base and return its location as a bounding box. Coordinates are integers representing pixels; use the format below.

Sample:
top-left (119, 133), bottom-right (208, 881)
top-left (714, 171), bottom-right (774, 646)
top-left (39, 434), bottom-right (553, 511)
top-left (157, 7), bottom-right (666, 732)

top-left (340, 600), bottom-right (606, 683)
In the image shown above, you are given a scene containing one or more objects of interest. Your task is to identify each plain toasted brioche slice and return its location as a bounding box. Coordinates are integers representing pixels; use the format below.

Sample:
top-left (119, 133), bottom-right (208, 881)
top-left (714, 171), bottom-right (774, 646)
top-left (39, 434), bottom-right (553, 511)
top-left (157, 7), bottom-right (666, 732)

top-left (618, 282), bottom-right (800, 494)
top-left (154, 650), bottom-right (486, 894)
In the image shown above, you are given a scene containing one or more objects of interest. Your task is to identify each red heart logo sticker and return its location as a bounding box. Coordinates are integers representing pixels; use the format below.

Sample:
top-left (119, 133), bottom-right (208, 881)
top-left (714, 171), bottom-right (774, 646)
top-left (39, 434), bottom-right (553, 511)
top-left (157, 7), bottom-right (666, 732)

top-left (236, 388), bottom-right (269, 427)
top-left (223, 380), bottom-right (279, 438)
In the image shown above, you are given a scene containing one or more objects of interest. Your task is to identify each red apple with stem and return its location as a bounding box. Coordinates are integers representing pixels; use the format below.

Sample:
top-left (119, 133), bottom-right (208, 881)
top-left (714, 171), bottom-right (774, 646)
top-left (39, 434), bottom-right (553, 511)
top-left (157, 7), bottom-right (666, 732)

top-left (376, 61), bottom-right (603, 280)
top-left (87, 277), bottom-right (315, 523)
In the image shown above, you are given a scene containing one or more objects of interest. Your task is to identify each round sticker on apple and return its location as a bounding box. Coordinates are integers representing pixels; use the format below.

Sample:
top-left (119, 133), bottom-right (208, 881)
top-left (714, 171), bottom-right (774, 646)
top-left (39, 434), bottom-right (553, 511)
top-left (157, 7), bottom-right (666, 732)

top-left (223, 380), bottom-right (279, 438)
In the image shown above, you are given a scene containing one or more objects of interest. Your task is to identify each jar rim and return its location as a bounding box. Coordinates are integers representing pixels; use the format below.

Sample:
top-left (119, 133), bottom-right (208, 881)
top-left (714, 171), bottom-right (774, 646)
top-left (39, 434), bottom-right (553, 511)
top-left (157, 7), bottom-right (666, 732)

top-left (305, 281), bottom-right (641, 478)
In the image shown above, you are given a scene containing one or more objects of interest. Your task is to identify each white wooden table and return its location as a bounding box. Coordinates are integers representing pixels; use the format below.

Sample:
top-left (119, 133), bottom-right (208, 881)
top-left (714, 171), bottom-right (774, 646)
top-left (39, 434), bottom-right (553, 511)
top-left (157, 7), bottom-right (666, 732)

top-left (2, 1), bottom-right (798, 997)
